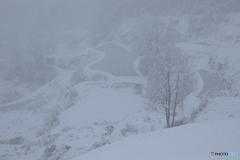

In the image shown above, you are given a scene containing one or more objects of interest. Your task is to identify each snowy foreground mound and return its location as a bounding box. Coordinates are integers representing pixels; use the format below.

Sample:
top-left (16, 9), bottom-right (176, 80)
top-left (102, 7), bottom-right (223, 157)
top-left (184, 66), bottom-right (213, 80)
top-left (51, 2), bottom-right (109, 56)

top-left (74, 119), bottom-right (240, 160)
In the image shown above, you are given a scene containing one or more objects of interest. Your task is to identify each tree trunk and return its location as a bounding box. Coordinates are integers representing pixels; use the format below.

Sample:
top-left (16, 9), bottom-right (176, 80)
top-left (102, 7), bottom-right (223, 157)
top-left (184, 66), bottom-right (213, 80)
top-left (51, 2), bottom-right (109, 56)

top-left (167, 71), bottom-right (171, 128)
top-left (172, 74), bottom-right (180, 127)
top-left (165, 108), bottom-right (170, 128)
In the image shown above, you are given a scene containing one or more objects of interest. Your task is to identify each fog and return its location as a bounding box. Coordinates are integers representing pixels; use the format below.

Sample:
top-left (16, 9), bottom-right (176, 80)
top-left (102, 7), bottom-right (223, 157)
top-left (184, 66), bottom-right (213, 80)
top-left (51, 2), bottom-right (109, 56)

top-left (1, 0), bottom-right (240, 54)
top-left (0, 0), bottom-right (240, 87)
top-left (1, 1), bottom-right (240, 159)
top-left (0, 0), bottom-right (95, 51)
top-left (0, 0), bottom-right (239, 89)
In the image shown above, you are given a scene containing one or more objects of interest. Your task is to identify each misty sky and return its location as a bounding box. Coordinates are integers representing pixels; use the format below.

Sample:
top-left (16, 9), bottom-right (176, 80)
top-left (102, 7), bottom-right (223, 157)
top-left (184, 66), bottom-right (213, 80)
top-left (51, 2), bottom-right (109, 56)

top-left (1, 0), bottom-right (240, 56)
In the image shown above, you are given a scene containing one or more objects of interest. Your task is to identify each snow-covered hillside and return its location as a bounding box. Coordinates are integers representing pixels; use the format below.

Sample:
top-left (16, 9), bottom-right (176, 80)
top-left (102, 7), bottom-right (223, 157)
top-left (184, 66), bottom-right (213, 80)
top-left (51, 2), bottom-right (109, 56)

top-left (73, 119), bottom-right (240, 160)
top-left (1, 11), bottom-right (240, 160)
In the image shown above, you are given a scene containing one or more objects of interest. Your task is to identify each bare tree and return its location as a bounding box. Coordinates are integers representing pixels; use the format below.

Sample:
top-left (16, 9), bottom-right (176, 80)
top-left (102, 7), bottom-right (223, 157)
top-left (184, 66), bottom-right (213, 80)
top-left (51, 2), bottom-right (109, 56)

top-left (135, 17), bottom-right (195, 127)
top-left (144, 46), bottom-right (196, 128)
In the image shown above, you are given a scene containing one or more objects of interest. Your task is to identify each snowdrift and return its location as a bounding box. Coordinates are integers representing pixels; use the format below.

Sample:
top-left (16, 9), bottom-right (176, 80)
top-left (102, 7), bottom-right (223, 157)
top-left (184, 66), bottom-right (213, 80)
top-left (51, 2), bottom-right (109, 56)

top-left (74, 119), bottom-right (240, 160)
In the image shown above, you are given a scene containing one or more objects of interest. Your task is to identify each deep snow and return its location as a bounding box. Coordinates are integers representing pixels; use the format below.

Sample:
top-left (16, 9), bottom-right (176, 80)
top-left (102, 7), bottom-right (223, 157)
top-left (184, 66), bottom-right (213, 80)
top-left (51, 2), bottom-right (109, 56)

top-left (73, 119), bottom-right (240, 160)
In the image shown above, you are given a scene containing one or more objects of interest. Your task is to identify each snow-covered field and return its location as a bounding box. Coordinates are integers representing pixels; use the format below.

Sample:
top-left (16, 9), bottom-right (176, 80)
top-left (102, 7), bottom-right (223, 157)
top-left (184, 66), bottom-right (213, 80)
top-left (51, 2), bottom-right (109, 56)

top-left (1, 12), bottom-right (240, 160)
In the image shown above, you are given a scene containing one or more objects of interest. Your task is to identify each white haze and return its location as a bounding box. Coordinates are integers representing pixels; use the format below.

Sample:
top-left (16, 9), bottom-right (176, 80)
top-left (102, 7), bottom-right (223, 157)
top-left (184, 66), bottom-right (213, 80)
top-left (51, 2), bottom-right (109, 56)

top-left (0, 1), bottom-right (240, 160)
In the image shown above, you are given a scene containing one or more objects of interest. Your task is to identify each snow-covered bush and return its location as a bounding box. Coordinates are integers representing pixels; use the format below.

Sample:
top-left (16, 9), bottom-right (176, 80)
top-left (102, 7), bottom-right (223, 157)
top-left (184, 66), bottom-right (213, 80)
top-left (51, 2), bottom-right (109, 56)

top-left (42, 144), bottom-right (56, 160)
top-left (208, 55), bottom-right (237, 96)
top-left (68, 88), bottom-right (78, 101)
top-left (38, 109), bottom-right (60, 136)
top-left (71, 69), bottom-right (107, 86)
top-left (172, 117), bottom-right (188, 127)
top-left (40, 144), bottom-right (71, 160)
top-left (8, 137), bottom-right (25, 145)
top-left (190, 99), bottom-right (208, 121)
top-left (58, 87), bottom-right (78, 111)
top-left (87, 71), bottom-right (107, 81)
top-left (92, 138), bottom-right (110, 149)
top-left (120, 123), bottom-right (138, 137)
top-left (70, 66), bottom-right (86, 86)
top-left (105, 125), bottom-right (115, 136)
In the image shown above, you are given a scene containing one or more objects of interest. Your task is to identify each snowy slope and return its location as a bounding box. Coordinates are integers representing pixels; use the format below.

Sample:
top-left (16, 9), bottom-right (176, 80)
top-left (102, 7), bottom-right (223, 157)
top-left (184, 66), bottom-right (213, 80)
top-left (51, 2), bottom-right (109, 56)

top-left (195, 96), bottom-right (240, 122)
top-left (73, 119), bottom-right (240, 160)
top-left (0, 42), bottom-right (149, 160)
